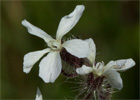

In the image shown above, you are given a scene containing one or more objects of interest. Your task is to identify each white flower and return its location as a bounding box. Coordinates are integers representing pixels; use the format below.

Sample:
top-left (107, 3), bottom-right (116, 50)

top-left (22, 5), bottom-right (89, 83)
top-left (35, 88), bottom-right (43, 100)
top-left (76, 38), bottom-right (135, 90)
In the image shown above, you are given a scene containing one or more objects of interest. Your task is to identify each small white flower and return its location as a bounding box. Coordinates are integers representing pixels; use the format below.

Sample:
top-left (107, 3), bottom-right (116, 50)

top-left (76, 38), bottom-right (135, 90)
top-left (35, 88), bottom-right (43, 100)
top-left (22, 5), bottom-right (89, 83)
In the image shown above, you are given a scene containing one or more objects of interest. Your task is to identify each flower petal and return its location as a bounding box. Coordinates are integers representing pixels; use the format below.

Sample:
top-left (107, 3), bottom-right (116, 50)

top-left (103, 69), bottom-right (123, 90)
top-left (39, 51), bottom-right (62, 83)
top-left (106, 58), bottom-right (135, 71)
top-left (56, 5), bottom-right (85, 41)
top-left (76, 65), bottom-right (93, 75)
top-left (35, 88), bottom-right (43, 100)
top-left (22, 19), bottom-right (53, 43)
top-left (84, 38), bottom-right (96, 64)
top-left (62, 39), bottom-right (89, 58)
top-left (23, 48), bottom-right (50, 73)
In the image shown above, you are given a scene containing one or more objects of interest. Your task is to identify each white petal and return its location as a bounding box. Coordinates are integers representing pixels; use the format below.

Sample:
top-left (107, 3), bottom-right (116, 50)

top-left (84, 38), bottom-right (96, 64)
top-left (39, 51), bottom-right (62, 83)
top-left (56, 5), bottom-right (85, 41)
top-left (23, 48), bottom-right (50, 73)
top-left (76, 65), bottom-right (93, 75)
top-left (103, 69), bottom-right (123, 90)
top-left (62, 39), bottom-right (89, 58)
top-left (106, 58), bottom-right (135, 71)
top-left (35, 88), bottom-right (43, 100)
top-left (22, 20), bottom-right (53, 43)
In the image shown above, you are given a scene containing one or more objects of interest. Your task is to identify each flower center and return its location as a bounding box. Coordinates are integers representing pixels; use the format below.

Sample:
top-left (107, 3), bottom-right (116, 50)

top-left (93, 62), bottom-right (105, 76)
top-left (48, 40), bottom-right (62, 51)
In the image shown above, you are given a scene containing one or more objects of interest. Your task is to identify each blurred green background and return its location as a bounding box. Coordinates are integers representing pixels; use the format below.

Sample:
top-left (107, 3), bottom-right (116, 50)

top-left (1, 1), bottom-right (139, 99)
